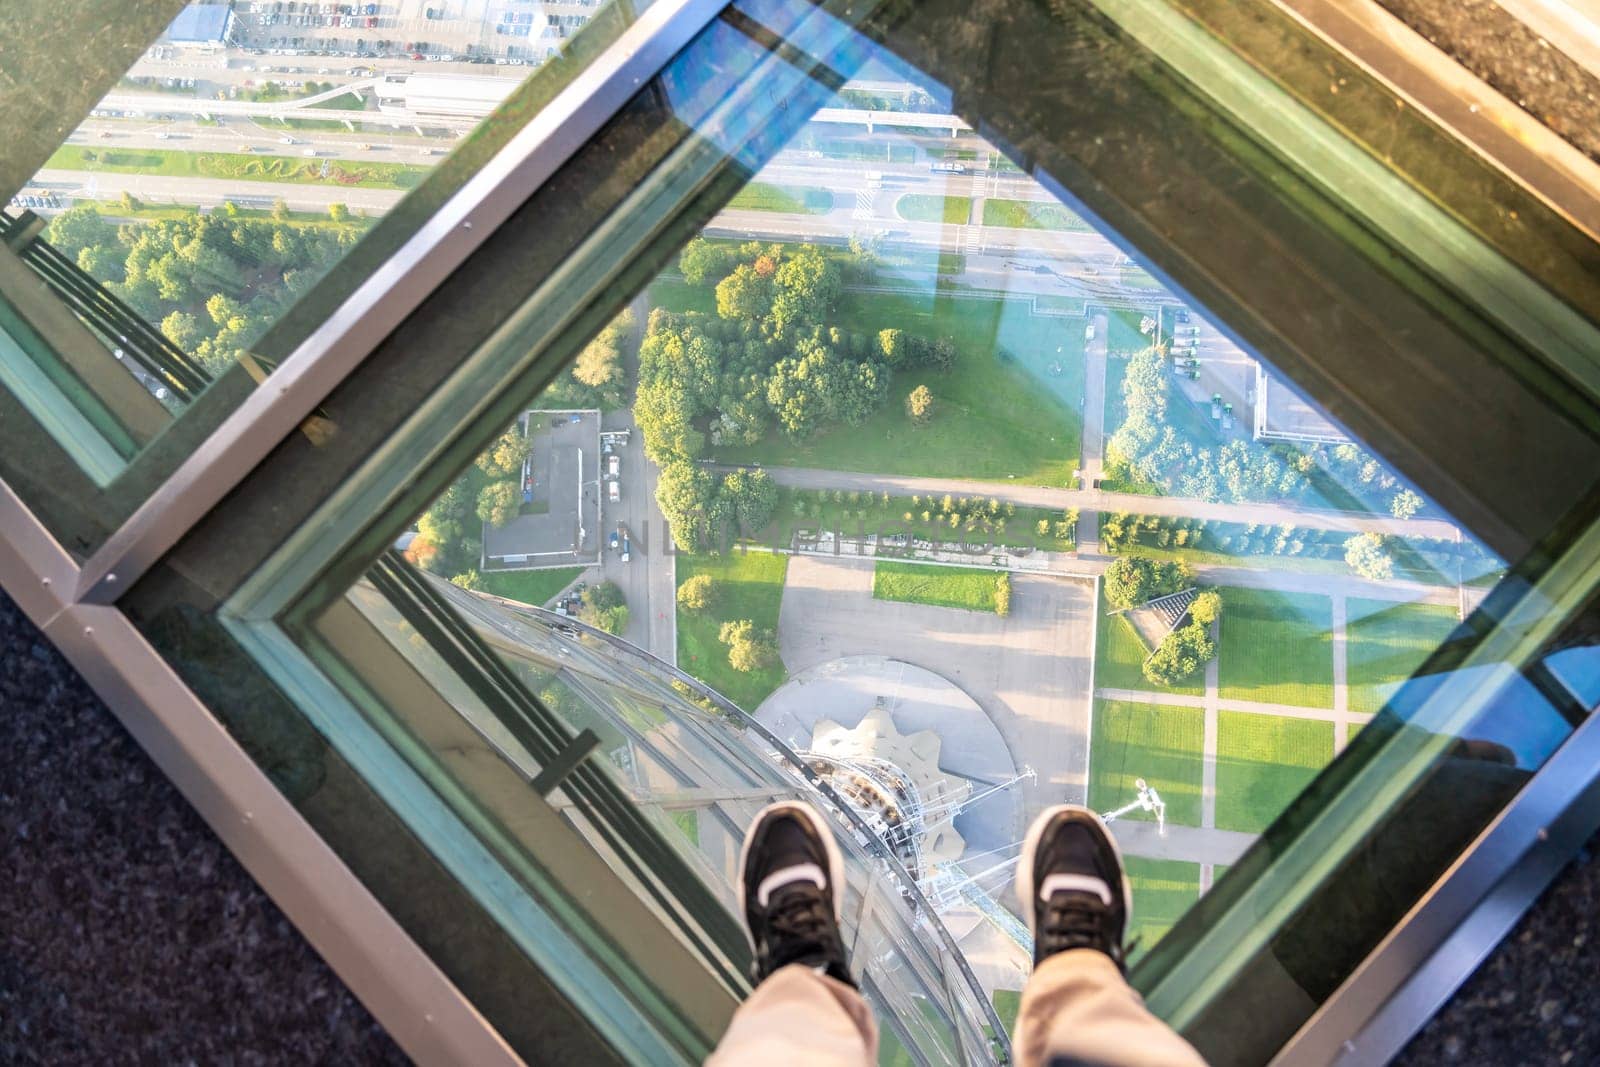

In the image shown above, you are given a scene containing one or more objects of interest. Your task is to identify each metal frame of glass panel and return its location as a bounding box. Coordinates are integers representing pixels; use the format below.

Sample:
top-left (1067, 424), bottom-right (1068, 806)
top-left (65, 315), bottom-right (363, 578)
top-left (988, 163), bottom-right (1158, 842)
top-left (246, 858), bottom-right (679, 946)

top-left (0, 0), bottom-right (1597, 1061)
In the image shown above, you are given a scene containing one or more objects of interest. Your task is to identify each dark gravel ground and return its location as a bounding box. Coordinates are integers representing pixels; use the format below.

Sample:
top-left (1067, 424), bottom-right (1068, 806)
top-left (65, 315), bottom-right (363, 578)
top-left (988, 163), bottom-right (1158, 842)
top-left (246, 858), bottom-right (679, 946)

top-left (1377, 0), bottom-right (1600, 163)
top-left (0, 591), bottom-right (406, 1065)
top-left (1397, 837), bottom-right (1600, 1065)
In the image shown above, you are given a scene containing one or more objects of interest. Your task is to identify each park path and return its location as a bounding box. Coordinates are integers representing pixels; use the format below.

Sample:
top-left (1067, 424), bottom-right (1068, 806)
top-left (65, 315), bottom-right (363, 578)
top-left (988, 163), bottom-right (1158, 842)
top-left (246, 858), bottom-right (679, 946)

top-left (1095, 686), bottom-right (1374, 727)
top-left (740, 464), bottom-right (1464, 541)
top-left (1111, 820), bottom-right (1257, 867)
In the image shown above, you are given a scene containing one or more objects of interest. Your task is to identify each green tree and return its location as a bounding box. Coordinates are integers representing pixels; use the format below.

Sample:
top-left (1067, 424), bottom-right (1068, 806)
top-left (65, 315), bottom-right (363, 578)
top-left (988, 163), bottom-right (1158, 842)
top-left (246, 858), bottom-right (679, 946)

top-left (272, 198), bottom-right (291, 222)
top-left (45, 204), bottom-right (118, 262)
top-left (719, 618), bottom-right (778, 673)
top-left (328, 202), bottom-right (350, 223)
top-left (905, 384), bottom-right (935, 425)
top-left (583, 581), bottom-right (625, 612)
top-left (476, 480), bottom-right (520, 527)
top-left (656, 460), bottom-right (719, 553)
top-left (570, 308), bottom-right (634, 404)
top-left (994, 573), bottom-right (1012, 617)
top-left (769, 245), bottom-right (840, 333)
top-left (715, 262), bottom-right (772, 321)
top-left (722, 467), bottom-right (778, 534)
top-left (159, 309), bottom-right (203, 351)
top-left (1188, 589), bottom-right (1223, 628)
top-left (1143, 623), bottom-right (1216, 687)
top-left (1104, 556), bottom-right (1193, 609)
top-left (679, 237), bottom-right (735, 286)
top-left (1344, 532), bottom-right (1395, 581)
top-left (450, 570), bottom-right (485, 591)
top-left (476, 425), bottom-right (531, 479)
top-left (1390, 488), bottom-right (1424, 520)
top-left (677, 573), bottom-right (717, 612)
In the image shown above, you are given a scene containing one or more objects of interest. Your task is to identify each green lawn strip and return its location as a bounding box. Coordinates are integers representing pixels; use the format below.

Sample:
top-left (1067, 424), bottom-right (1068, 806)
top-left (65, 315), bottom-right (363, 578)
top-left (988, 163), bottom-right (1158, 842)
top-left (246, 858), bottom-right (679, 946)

top-left (1095, 587), bottom-right (1203, 696)
top-left (1125, 857), bottom-right (1200, 961)
top-left (479, 566), bottom-right (584, 607)
top-left (981, 198), bottom-right (1091, 231)
top-left (728, 182), bottom-right (834, 214)
top-left (669, 809), bottom-right (701, 846)
top-left (1088, 698), bottom-right (1205, 827)
top-left (1213, 711), bottom-right (1334, 833)
top-left (991, 990), bottom-right (1021, 1034)
top-left (1217, 587), bottom-right (1334, 709)
top-left (675, 551), bottom-right (789, 710)
top-left (896, 194), bottom-right (971, 224)
top-left (1345, 597), bottom-right (1460, 714)
top-left (753, 486), bottom-right (1074, 554)
top-left (1105, 520), bottom-right (1463, 586)
top-left (718, 287), bottom-right (1083, 483)
top-left (46, 144), bottom-right (426, 189)
top-left (872, 561), bottom-right (999, 612)
top-left (1107, 309), bottom-right (1151, 353)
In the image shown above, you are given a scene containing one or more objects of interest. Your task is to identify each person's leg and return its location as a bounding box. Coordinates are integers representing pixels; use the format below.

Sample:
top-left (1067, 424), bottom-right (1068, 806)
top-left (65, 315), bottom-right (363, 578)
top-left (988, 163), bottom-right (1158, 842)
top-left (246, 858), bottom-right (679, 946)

top-left (1012, 806), bottom-right (1207, 1067)
top-left (706, 802), bottom-right (878, 1067)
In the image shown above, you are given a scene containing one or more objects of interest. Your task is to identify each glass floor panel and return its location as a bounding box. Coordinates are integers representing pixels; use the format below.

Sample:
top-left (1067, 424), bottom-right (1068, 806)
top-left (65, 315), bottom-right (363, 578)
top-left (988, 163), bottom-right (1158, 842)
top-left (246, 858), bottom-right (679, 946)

top-left (0, 0), bottom-right (637, 552)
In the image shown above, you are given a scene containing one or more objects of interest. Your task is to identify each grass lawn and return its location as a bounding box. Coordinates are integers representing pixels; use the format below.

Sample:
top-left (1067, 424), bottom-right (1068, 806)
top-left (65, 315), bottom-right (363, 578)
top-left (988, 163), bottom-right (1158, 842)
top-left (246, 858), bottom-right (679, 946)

top-left (897, 194), bottom-right (971, 224)
top-left (46, 144), bottom-right (426, 189)
top-left (981, 198), bottom-right (1091, 231)
top-left (717, 287), bottom-right (1084, 484)
top-left (479, 566), bottom-right (584, 607)
top-left (1214, 711), bottom-right (1335, 833)
top-left (991, 990), bottom-right (1021, 1034)
top-left (669, 809), bottom-right (700, 846)
top-left (1088, 698), bottom-right (1205, 827)
top-left (1125, 857), bottom-right (1200, 960)
top-left (728, 182), bottom-right (833, 214)
top-left (1096, 587), bottom-right (1204, 697)
top-left (872, 561), bottom-right (1000, 612)
top-left (1217, 588), bottom-right (1334, 709)
top-left (676, 551), bottom-right (789, 710)
top-left (1346, 598), bottom-right (1460, 714)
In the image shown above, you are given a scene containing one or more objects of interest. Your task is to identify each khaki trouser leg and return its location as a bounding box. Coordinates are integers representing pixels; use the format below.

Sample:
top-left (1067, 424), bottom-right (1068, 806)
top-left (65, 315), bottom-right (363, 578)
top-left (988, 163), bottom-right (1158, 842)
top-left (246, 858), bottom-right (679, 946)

top-left (706, 964), bottom-right (878, 1067)
top-left (1012, 949), bottom-right (1208, 1067)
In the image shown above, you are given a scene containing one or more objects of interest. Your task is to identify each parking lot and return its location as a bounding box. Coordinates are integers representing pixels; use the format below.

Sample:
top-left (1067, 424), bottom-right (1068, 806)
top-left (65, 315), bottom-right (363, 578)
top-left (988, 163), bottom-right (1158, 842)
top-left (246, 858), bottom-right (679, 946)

top-left (482, 409), bottom-right (599, 570)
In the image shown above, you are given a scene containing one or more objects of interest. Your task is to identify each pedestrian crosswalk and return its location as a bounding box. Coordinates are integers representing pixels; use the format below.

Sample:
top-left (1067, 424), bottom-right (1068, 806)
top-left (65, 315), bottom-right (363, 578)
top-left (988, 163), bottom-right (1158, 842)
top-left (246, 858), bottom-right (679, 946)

top-left (851, 189), bottom-right (874, 220)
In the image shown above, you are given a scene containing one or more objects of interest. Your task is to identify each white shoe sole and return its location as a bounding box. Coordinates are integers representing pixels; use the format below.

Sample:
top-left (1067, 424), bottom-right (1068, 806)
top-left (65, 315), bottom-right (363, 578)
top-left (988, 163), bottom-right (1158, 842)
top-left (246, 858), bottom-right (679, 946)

top-left (1014, 804), bottom-right (1134, 941)
top-left (736, 800), bottom-right (848, 961)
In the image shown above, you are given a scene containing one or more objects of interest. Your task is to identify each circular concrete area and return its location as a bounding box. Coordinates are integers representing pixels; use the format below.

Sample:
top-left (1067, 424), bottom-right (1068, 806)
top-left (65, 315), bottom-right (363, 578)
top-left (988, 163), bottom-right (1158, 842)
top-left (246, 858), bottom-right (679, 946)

top-left (754, 656), bottom-right (1022, 855)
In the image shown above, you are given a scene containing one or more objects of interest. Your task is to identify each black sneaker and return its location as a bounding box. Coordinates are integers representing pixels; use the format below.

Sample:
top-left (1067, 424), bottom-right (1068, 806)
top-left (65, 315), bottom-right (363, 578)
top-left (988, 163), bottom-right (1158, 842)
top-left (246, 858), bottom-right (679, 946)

top-left (737, 801), bottom-right (853, 986)
top-left (1014, 804), bottom-right (1132, 972)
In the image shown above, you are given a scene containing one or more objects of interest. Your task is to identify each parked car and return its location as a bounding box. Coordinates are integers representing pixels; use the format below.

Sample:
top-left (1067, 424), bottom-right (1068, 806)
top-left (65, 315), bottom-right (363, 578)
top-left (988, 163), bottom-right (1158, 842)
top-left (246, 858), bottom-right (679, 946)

top-left (608, 481), bottom-right (620, 504)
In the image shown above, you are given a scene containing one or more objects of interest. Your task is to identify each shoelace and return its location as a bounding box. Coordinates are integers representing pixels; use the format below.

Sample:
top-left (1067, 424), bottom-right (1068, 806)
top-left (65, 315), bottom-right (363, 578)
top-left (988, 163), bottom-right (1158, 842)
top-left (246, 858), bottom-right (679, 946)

top-left (762, 888), bottom-right (839, 971)
top-left (1039, 893), bottom-right (1125, 966)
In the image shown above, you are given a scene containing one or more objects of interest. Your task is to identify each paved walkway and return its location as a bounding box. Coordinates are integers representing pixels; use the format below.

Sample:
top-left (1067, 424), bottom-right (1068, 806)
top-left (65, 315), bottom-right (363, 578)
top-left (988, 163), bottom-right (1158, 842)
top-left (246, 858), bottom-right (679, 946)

top-left (1109, 821), bottom-right (1257, 866)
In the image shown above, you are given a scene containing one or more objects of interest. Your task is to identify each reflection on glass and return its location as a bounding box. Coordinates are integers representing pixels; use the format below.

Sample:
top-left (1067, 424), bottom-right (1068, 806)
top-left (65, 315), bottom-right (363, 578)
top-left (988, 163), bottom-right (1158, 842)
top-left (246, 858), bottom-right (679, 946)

top-left (0, 0), bottom-right (612, 481)
top-left (352, 0), bottom-right (1538, 1053)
